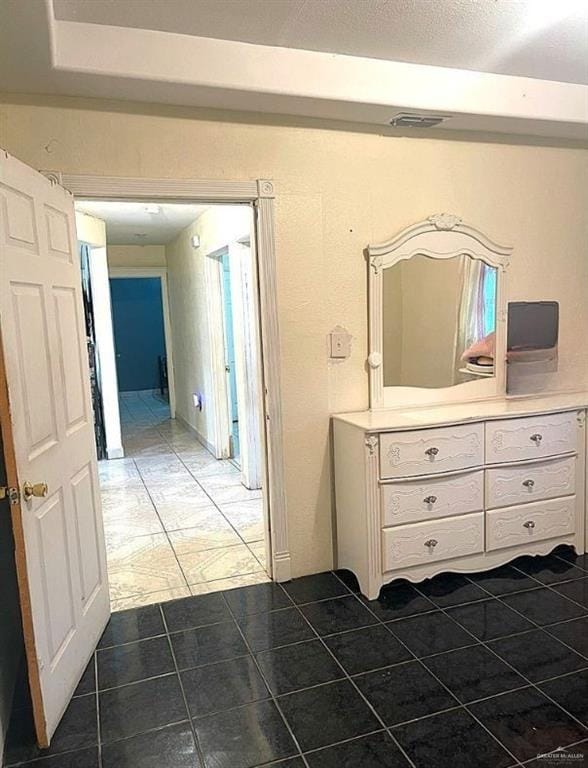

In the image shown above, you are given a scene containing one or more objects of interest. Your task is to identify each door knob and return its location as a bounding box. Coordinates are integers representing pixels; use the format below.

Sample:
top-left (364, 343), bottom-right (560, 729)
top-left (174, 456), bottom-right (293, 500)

top-left (23, 481), bottom-right (48, 501)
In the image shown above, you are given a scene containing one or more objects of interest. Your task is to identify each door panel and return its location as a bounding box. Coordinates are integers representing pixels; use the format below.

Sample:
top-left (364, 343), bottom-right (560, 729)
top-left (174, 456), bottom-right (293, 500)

top-left (45, 204), bottom-right (73, 262)
top-left (1, 183), bottom-right (38, 250)
top-left (10, 282), bottom-right (58, 458)
top-left (0, 152), bottom-right (110, 746)
top-left (36, 490), bottom-right (75, 661)
top-left (71, 463), bottom-right (103, 605)
top-left (53, 286), bottom-right (88, 433)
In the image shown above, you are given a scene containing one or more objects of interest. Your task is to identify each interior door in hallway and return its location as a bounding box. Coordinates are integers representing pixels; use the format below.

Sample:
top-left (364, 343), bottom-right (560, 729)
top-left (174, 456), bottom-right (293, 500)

top-left (220, 251), bottom-right (240, 460)
top-left (109, 276), bottom-right (167, 394)
top-left (0, 152), bottom-right (110, 746)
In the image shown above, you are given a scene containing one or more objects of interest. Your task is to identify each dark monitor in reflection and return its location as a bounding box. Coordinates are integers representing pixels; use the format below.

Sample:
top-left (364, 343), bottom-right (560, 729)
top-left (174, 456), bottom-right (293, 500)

top-left (507, 302), bottom-right (559, 391)
top-left (508, 301), bottom-right (559, 352)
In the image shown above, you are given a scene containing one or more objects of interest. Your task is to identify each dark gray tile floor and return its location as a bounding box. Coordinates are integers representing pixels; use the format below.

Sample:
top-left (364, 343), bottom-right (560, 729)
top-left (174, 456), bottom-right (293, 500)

top-left (4, 545), bottom-right (588, 768)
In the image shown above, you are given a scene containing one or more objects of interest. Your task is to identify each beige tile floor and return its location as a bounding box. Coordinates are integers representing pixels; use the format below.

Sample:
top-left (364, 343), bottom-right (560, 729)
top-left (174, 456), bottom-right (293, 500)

top-left (100, 391), bottom-right (268, 610)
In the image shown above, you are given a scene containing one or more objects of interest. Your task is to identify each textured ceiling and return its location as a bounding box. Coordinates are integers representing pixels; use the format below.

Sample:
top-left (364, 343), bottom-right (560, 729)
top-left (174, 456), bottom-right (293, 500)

top-left (54, 0), bottom-right (588, 84)
top-left (75, 201), bottom-right (208, 245)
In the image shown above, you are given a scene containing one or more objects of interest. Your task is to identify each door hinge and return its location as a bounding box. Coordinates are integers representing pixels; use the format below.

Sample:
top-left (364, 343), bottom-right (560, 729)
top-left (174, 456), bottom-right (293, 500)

top-left (0, 486), bottom-right (20, 504)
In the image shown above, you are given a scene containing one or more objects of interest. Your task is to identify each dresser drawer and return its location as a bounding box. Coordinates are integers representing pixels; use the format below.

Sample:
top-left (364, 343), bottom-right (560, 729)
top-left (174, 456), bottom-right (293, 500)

top-left (379, 423), bottom-right (484, 479)
top-left (486, 496), bottom-right (575, 552)
top-left (382, 512), bottom-right (484, 571)
top-left (381, 470), bottom-right (484, 527)
top-left (486, 456), bottom-right (576, 510)
top-left (485, 412), bottom-right (577, 465)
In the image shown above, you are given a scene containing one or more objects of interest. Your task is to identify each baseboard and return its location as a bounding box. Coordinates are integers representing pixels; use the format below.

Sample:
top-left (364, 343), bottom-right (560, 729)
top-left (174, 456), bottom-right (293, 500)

top-left (106, 446), bottom-right (125, 460)
top-left (272, 551), bottom-right (291, 582)
top-left (175, 414), bottom-right (216, 455)
top-left (120, 388), bottom-right (162, 396)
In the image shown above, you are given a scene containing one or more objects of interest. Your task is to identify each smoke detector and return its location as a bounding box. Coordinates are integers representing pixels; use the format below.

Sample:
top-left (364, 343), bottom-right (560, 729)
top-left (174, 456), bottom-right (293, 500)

top-left (389, 113), bottom-right (451, 128)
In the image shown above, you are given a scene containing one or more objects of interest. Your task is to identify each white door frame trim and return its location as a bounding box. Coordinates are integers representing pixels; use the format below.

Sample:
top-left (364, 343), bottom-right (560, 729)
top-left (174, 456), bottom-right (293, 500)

top-left (46, 174), bottom-right (290, 582)
top-left (108, 266), bottom-right (177, 419)
top-left (204, 246), bottom-right (232, 460)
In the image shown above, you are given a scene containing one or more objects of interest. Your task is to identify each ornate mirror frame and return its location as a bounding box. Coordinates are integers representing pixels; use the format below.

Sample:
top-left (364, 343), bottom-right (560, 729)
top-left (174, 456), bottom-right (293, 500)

top-left (367, 214), bottom-right (512, 410)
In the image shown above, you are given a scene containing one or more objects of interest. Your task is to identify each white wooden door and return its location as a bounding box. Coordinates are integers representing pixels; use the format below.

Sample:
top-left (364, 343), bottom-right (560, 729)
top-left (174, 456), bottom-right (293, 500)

top-left (229, 241), bottom-right (263, 490)
top-left (0, 152), bottom-right (110, 746)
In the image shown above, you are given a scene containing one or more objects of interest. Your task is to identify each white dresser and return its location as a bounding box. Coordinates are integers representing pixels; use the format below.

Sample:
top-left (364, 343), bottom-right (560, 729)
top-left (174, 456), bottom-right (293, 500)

top-left (333, 395), bottom-right (588, 599)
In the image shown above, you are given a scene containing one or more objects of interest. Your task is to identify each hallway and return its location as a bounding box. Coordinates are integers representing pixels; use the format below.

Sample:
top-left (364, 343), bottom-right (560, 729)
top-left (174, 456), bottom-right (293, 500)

top-left (100, 391), bottom-right (268, 610)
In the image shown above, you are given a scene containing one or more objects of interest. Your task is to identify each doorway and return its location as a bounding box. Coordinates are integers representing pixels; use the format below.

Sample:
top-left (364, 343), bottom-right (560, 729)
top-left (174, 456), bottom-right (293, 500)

top-left (110, 276), bottom-right (168, 398)
top-left (0, 159), bottom-right (288, 749)
top-left (74, 199), bottom-right (271, 610)
top-left (220, 251), bottom-right (240, 463)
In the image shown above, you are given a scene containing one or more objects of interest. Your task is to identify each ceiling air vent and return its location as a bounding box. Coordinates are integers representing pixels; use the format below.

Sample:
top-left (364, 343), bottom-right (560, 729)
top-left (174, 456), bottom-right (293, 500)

top-left (389, 113), bottom-right (450, 128)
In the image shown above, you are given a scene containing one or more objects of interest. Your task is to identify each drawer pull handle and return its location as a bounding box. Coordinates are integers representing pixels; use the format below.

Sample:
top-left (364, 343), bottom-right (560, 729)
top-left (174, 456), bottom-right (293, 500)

top-left (530, 433), bottom-right (543, 443)
top-left (424, 495), bottom-right (438, 505)
top-left (523, 520), bottom-right (536, 529)
top-left (424, 539), bottom-right (438, 548)
top-left (425, 447), bottom-right (439, 457)
top-left (522, 479), bottom-right (535, 488)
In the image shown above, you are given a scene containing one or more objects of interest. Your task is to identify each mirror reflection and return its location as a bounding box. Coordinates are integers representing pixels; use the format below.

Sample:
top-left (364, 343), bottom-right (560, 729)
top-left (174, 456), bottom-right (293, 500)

top-left (382, 254), bottom-right (497, 388)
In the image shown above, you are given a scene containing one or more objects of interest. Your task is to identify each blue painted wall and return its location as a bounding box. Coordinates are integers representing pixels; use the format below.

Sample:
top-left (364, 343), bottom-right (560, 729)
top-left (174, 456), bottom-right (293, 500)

top-left (109, 277), bottom-right (166, 392)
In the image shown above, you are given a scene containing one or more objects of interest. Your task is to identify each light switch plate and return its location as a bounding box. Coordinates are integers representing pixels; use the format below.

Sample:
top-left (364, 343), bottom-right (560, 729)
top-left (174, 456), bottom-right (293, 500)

top-left (329, 327), bottom-right (351, 359)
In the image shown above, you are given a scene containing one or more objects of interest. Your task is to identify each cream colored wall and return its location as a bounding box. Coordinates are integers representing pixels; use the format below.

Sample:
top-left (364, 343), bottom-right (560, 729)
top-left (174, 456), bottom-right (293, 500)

top-left (165, 205), bottom-right (251, 447)
top-left (75, 210), bottom-right (106, 246)
top-left (107, 244), bottom-right (166, 269)
top-left (1, 95), bottom-right (586, 577)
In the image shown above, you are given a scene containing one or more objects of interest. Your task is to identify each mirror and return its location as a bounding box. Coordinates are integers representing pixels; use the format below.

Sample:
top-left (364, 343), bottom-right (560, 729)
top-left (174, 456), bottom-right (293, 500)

top-left (382, 254), bottom-right (497, 389)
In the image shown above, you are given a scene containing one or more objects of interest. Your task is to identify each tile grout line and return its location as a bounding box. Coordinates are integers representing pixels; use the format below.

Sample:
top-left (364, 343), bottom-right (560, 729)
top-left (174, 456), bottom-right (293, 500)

top-left (435, 573), bottom-right (588, 665)
top-left (407, 576), bottom-right (588, 747)
top-left (157, 603), bottom-right (208, 768)
top-left (174, 447), bottom-right (270, 576)
top-left (102, 394), bottom-right (267, 601)
top-left (461, 569), bottom-right (588, 662)
top-left (328, 572), bottom-right (524, 768)
top-left (90, 627), bottom-right (588, 703)
top-left (8, 567), bottom-right (585, 768)
top-left (286, 579), bottom-right (419, 768)
top-left (218, 589), bottom-right (312, 768)
top-left (291, 727), bottom-right (389, 761)
top-left (133, 453), bottom-right (193, 594)
top-left (94, 651), bottom-right (103, 768)
top-left (150, 405), bottom-right (268, 583)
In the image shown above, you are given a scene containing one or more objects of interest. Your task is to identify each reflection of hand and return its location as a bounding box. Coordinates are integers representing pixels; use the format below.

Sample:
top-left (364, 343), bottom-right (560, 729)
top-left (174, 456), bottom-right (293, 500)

top-left (461, 331), bottom-right (495, 361)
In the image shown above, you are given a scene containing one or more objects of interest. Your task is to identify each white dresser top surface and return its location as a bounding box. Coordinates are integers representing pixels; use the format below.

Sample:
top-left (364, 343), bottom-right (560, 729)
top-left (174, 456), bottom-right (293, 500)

top-left (333, 391), bottom-right (588, 433)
